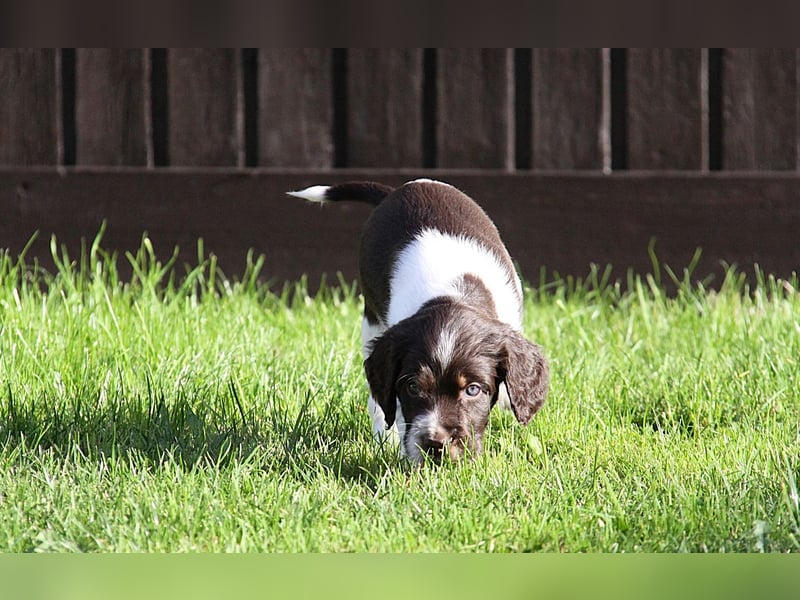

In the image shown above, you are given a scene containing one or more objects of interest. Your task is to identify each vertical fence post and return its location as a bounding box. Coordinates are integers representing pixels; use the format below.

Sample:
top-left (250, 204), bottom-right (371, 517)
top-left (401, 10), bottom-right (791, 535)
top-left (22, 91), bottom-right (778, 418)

top-left (167, 48), bottom-right (243, 167)
top-left (721, 48), bottom-right (799, 170)
top-left (258, 49), bottom-right (333, 168)
top-left (0, 49), bottom-right (58, 166)
top-left (626, 48), bottom-right (704, 170)
top-left (75, 49), bottom-right (148, 166)
top-left (436, 49), bottom-right (514, 170)
top-left (346, 49), bottom-right (423, 168)
top-left (531, 48), bottom-right (607, 170)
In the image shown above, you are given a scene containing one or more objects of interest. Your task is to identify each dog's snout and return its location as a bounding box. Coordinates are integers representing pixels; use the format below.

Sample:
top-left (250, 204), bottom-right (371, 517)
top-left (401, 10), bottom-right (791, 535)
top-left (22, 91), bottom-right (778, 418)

top-left (421, 438), bottom-right (444, 463)
top-left (436, 424), bottom-right (467, 443)
top-left (421, 426), bottom-right (468, 463)
top-left (423, 438), bottom-right (444, 451)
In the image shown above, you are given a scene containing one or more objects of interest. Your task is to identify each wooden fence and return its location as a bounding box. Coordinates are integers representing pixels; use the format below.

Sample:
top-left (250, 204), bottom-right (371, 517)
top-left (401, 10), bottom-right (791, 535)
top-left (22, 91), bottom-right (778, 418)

top-left (1, 48), bottom-right (799, 288)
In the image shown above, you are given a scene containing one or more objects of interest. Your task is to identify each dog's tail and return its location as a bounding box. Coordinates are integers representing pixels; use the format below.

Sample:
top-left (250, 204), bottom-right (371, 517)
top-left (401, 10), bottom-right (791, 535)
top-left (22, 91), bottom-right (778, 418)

top-left (287, 181), bottom-right (394, 207)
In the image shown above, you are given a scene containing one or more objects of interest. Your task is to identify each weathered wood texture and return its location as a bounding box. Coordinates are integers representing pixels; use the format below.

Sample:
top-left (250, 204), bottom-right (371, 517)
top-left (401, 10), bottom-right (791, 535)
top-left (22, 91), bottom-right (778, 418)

top-left (258, 49), bottom-right (333, 168)
top-left (722, 48), bottom-right (799, 170)
top-left (3, 48), bottom-right (800, 290)
top-left (531, 49), bottom-right (607, 170)
top-left (167, 48), bottom-right (242, 166)
top-left (2, 48), bottom-right (799, 172)
top-left (0, 49), bottom-right (58, 165)
top-left (626, 48), bottom-right (705, 170)
top-left (346, 49), bottom-right (424, 167)
top-left (436, 49), bottom-right (514, 169)
top-left (3, 169), bottom-right (799, 289)
top-left (75, 49), bottom-right (149, 166)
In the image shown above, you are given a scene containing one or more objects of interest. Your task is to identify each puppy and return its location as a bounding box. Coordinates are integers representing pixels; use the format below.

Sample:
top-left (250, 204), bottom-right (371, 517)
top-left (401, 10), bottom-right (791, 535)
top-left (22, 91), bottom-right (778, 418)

top-left (288, 179), bottom-right (548, 464)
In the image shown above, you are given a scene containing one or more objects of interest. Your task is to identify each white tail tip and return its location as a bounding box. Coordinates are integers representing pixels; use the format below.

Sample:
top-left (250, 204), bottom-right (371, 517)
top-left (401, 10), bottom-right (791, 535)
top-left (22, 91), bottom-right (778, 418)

top-left (287, 185), bottom-right (330, 203)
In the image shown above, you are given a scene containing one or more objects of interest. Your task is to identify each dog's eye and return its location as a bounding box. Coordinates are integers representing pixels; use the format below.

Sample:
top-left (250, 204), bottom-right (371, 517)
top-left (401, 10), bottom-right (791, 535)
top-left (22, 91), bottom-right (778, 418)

top-left (405, 381), bottom-right (422, 397)
top-left (465, 383), bottom-right (484, 398)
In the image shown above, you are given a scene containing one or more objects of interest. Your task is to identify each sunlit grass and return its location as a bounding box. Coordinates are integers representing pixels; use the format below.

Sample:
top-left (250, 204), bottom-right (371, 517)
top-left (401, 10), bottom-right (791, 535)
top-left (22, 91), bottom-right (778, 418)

top-left (1, 232), bottom-right (798, 552)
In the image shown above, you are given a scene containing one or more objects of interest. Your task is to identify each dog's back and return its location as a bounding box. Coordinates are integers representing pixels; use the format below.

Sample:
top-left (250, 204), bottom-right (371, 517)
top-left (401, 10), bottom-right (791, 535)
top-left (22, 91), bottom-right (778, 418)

top-left (359, 179), bottom-right (522, 329)
top-left (290, 178), bottom-right (522, 329)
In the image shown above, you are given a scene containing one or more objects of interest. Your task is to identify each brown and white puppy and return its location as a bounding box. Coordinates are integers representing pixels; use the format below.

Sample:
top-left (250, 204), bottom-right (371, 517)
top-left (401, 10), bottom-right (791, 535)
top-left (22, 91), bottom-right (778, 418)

top-left (288, 179), bottom-right (548, 464)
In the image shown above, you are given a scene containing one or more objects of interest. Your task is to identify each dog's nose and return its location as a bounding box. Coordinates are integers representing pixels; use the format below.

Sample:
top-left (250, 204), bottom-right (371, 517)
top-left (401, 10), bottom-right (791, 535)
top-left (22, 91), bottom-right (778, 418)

top-left (421, 428), bottom-right (467, 463)
top-left (421, 438), bottom-right (445, 463)
top-left (437, 425), bottom-right (467, 443)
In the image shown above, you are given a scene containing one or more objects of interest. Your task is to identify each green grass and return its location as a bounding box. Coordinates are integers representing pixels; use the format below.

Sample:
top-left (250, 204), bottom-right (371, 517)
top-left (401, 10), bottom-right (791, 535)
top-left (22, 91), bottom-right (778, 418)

top-left (1, 233), bottom-right (799, 552)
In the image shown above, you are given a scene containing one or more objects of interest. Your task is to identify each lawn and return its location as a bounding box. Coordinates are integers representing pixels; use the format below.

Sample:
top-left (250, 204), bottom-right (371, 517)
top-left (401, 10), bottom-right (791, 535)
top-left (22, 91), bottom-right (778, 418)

top-left (1, 234), bottom-right (798, 552)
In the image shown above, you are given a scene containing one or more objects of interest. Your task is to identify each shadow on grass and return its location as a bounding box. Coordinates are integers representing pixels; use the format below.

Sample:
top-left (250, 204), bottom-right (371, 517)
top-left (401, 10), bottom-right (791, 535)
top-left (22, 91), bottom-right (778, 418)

top-left (256, 387), bottom-right (403, 489)
top-left (0, 379), bottom-right (397, 488)
top-left (2, 383), bottom-right (256, 467)
top-left (1, 232), bottom-right (398, 487)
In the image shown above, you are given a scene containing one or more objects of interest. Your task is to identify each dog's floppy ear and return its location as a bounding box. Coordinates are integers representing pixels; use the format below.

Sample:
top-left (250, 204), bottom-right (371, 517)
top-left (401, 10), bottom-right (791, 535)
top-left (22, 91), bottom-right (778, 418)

top-left (496, 328), bottom-right (549, 425)
top-left (363, 331), bottom-right (400, 428)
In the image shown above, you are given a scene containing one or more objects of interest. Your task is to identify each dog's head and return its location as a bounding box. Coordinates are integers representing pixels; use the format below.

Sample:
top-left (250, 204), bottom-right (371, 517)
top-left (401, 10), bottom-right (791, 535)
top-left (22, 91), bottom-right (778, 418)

top-left (364, 300), bottom-right (549, 464)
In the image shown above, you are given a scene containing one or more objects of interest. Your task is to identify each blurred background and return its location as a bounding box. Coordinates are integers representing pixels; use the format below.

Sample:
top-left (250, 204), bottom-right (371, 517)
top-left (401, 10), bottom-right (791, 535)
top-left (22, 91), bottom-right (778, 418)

top-left (1, 48), bottom-right (798, 287)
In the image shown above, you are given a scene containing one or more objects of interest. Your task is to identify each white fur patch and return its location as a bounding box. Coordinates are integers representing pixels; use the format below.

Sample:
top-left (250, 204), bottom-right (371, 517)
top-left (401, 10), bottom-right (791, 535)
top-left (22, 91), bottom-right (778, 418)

top-left (432, 321), bottom-right (459, 368)
top-left (368, 395), bottom-right (405, 449)
top-left (387, 229), bottom-right (522, 329)
top-left (404, 409), bottom-right (438, 462)
top-left (287, 185), bottom-right (330, 203)
top-left (495, 381), bottom-right (511, 411)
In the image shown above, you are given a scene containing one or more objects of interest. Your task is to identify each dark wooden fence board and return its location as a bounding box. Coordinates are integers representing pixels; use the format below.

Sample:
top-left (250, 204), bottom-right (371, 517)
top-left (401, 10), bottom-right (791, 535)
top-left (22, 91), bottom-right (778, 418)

top-left (3, 47), bottom-right (800, 174)
top-left (258, 49), bottom-right (333, 168)
top-left (531, 49), bottom-right (607, 170)
top-left (3, 49), bottom-right (800, 292)
top-left (626, 48), bottom-right (705, 170)
top-left (0, 49), bottom-right (58, 166)
top-left (346, 49), bottom-right (423, 167)
top-left (167, 49), bottom-right (242, 166)
top-left (437, 49), bottom-right (514, 169)
top-left (3, 169), bottom-right (799, 290)
top-left (722, 48), bottom-right (798, 170)
top-left (75, 49), bottom-right (148, 166)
